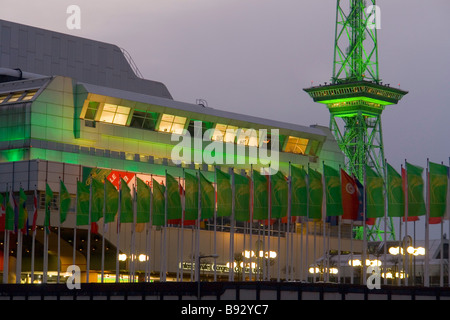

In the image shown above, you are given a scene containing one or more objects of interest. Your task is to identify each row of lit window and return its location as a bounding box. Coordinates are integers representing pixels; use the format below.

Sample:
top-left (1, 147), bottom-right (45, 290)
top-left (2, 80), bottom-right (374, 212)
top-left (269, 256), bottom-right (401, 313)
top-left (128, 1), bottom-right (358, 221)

top-left (0, 89), bottom-right (38, 104)
top-left (83, 101), bottom-right (311, 155)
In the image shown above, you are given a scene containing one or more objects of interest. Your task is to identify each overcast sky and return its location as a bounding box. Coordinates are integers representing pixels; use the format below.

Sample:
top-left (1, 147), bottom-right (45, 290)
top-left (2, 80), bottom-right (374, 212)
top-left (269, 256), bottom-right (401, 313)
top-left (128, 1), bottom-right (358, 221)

top-left (2, 0), bottom-right (450, 239)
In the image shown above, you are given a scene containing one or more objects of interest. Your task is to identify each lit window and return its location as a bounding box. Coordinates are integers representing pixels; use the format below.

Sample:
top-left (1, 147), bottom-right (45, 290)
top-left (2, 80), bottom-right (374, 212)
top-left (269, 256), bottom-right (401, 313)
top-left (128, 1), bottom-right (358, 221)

top-left (99, 103), bottom-right (130, 125)
top-left (21, 90), bottom-right (38, 101)
top-left (158, 114), bottom-right (187, 134)
top-left (212, 124), bottom-right (238, 143)
top-left (236, 128), bottom-right (258, 147)
top-left (0, 94), bottom-right (8, 104)
top-left (7, 92), bottom-right (24, 103)
top-left (284, 136), bottom-right (309, 155)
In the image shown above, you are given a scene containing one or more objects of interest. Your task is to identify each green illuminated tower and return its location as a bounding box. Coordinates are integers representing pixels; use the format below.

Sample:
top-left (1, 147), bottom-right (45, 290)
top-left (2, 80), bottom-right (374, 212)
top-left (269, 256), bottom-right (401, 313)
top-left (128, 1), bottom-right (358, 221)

top-left (304, 0), bottom-right (408, 240)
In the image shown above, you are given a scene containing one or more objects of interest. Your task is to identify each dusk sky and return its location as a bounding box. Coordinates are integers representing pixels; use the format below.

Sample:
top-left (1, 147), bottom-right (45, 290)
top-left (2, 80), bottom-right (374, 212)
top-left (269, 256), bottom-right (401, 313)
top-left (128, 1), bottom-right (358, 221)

top-left (1, 0), bottom-right (449, 238)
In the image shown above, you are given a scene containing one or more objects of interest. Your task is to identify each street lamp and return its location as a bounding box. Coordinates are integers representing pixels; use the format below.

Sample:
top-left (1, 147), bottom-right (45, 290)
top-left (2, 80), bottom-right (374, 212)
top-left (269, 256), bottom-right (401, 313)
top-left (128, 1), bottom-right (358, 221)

top-left (197, 254), bottom-right (219, 300)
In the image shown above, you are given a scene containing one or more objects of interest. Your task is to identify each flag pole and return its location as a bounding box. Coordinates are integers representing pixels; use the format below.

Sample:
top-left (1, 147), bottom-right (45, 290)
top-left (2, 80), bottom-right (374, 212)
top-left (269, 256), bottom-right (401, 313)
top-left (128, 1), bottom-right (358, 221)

top-left (146, 177), bottom-right (153, 282)
top-left (196, 169), bottom-right (201, 282)
top-left (306, 164), bottom-right (310, 283)
top-left (267, 166), bottom-right (271, 281)
top-left (31, 187), bottom-right (37, 283)
top-left (131, 180), bottom-right (137, 282)
top-left (86, 175), bottom-right (92, 284)
top-left (250, 165), bottom-right (254, 282)
top-left (116, 177), bottom-right (122, 283)
top-left (448, 157), bottom-right (450, 287)
top-left (424, 159), bottom-right (430, 287)
top-left (16, 187), bottom-right (23, 284)
top-left (383, 159), bottom-right (388, 285)
top-left (404, 159), bottom-right (409, 286)
top-left (230, 167), bottom-right (235, 281)
top-left (43, 182), bottom-right (48, 284)
top-left (180, 172), bottom-right (184, 282)
top-left (57, 178), bottom-right (62, 284)
top-left (101, 176), bottom-right (106, 283)
top-left (163, 170), bottom-right (168, 282)
top-left (214, 166), bottom-right (218, 281)
top-left (286, 161), bottom-right (291, 281)
top-left (73, 179), bottom-right (78, 274)
top-left (362, 164), bottom-right (367, 286)
top-left (322, 161), bottom-right (327, 283)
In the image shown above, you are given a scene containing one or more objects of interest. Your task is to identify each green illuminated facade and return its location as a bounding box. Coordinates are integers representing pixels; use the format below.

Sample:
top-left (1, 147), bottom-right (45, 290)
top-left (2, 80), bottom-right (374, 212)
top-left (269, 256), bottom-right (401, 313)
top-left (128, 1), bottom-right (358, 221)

top-left (0, 19), bottom-right (350, 283)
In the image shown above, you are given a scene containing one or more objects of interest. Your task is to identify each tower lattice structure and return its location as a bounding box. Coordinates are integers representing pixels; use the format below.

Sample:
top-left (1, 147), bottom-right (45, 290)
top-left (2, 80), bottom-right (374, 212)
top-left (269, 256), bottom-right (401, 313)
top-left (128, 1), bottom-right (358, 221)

top-left (304, 0), bottom-right (408, 241)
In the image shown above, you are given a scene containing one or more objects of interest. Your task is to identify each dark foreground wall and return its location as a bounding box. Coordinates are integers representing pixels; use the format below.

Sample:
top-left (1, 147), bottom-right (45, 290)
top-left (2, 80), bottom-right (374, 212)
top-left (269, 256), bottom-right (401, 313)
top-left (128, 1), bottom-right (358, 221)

top-left (0, 282), bottom-right (449, 301)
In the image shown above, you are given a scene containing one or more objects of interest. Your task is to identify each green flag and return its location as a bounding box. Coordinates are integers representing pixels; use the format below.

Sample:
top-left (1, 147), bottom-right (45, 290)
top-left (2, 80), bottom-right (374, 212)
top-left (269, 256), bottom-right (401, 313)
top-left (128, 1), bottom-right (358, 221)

top-left (105, 179), bottom-right (118, 223)
top-left (91, 178), bottom-right (104, 223)
top-left (152, 179), bottom-right (165, 226)
top-left (253, 170), bottom-right (268, 220)
top-left (59, 180), bottom-right (71, 224)
top-left (18, 188), bottom-right (28, 230)
top-left (200, 172), bottom-right (214, 220)
top-left (406, 162), bottom-right (426, 217)
top-left (365, 164), bottom-right (385, 218)
top-left (234, 173), bottom-right (250, 221)
top-left (76, 181), bottom-right (90, 226)
top-left (291, 165), bottom-right (307, 217)
top-left (184, 172), bottom-right (198, 221)
top-left (323, 164), bottom-right (343, 217)
top-left (45, 183), bottom-right (53, 231)
top-left (5, 191), bottom-right (15, 231)
top-left (429, 162), bottom-right (448, 218)
top-left (387, 163), bottom-right (405, 218)
top-left (120, 178), bottom-right (133, 223)
top-left (271, 170), bottom-right (288, 219)
top-left (216, 168), bottom-right (232, 218)
top-left (167, 173), bottom-right (182, 221)
top-left (136, 177), bottom-right (150, 223)
top-left (308, 168), bottom-right (323, 219)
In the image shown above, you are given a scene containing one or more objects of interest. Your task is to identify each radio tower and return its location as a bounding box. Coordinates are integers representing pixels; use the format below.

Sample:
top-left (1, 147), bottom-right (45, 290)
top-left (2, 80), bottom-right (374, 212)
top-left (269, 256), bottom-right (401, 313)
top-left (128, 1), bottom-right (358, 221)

top-left (304, 1), bottom-right (408, 240)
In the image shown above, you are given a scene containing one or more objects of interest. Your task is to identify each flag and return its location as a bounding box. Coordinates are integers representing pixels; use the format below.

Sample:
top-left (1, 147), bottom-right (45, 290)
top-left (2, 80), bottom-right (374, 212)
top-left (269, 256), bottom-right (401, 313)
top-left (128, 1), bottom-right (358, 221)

top-left (136, 177), bottom-right (150, 223)
top-left (428, 162), bottom-right (448, 218)
top-left (271, 170), bottom-right (288, 219)
top-left (355, 177), bottom-right (371, 224)
top-left (167, 173), bottom-right (182, 221)
top-left (105, 178), bottom-right (119, 223)
top-left (120, 178), bottom-right (133, 223)
top-left (31, 189), bottom-right (38, 231)
top-left (252, 170), bottom-right (268, 220)
top-left (291, 165), bottom-right (307, 217)
top-left (44, 183), bottom-right (53, 232)
top-left (387, 163), bottom-right (405, 218)
top-left (0, 193), bottom-right (5, 231)
top-left (76, 181), bottom-right (90, 226)
top-left (200, 172), bottom-right (214, 220)
top-left (19, 188), bottom-right (28, 232)
top-left (406, 162), bottom-right (426, 217)
top-left (59, 180), bottom-right (71, 224)
top-left (308, 168), bottom-right (323, 219)
top-left (365, 164), bottom-right (385, 218)
top-left (216, 169), bottom-right (232, 218)
top-left (91, 178), bottom-right (104, 223)
top-left (234, 173), bottom-right (250, 222)
top-left (341, 169), bottom-right (359, 221)
top-left (152, 178), bottom-right (165, 226)
top-left (184, 172), bottom-right (198, 221)
top-left (324, 164), bottom-right (343, 217)
top-left (5, 190), bottom-right (16, 231)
